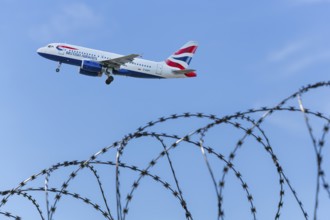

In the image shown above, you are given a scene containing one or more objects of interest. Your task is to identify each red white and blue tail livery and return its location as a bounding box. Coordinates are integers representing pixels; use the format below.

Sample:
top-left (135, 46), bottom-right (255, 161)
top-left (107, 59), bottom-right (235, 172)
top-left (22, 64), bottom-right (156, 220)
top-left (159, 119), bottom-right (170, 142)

top-left (37, 41), bottom-right (198, 85)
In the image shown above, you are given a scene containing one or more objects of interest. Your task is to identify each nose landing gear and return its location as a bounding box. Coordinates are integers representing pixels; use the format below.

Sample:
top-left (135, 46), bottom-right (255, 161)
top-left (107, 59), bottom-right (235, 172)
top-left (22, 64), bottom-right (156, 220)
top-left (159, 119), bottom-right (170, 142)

top-left (56, 62), bottom-right (62, 72)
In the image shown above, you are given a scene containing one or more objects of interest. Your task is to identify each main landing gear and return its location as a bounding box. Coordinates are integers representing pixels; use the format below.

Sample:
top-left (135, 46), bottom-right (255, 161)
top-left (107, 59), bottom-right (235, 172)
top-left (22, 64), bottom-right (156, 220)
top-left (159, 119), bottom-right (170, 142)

top-left (56, 62), bottom-right (62, 72)
top-left (105, 76), bottom-right (114, 85)
top-left (105, 68), bottom-right (114, 85)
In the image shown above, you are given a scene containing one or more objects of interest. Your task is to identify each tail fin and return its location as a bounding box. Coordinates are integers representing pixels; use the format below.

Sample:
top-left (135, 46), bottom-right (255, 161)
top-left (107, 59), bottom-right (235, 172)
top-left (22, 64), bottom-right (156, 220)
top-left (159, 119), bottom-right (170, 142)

top-left (165, 41), bottom-right (198, 70)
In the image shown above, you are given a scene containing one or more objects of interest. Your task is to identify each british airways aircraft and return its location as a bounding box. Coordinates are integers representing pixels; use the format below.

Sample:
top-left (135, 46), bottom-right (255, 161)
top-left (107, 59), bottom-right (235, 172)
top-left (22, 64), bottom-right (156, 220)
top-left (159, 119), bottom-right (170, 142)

top-left (37, 41), bottom-right (198, 85)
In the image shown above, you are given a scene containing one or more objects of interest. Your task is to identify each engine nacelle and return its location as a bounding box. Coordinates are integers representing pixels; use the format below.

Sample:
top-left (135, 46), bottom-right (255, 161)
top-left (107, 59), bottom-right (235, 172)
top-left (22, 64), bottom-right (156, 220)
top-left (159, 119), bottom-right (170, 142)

top-left (79, 60), bottom-right (103, 77)
top-left (79, 68), bottom-right (102, 77)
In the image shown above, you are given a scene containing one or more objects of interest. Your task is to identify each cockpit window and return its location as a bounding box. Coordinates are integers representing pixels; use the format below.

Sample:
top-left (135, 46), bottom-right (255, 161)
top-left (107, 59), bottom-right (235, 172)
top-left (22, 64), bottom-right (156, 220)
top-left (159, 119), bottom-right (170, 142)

top-left (47, 45), bottom-right (54, 48)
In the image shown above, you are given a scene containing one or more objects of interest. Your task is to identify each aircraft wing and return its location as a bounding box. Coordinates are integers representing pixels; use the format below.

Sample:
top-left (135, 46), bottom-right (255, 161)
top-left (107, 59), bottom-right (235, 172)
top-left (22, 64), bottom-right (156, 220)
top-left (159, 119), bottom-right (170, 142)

top-left (100, 54), bottom-right (140, 69)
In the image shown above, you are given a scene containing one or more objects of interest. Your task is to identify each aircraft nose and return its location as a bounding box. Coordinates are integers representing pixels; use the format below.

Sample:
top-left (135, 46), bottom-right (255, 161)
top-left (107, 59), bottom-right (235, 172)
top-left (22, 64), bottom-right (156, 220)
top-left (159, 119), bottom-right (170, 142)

top-left (37, 47), bottom-right (46, 55)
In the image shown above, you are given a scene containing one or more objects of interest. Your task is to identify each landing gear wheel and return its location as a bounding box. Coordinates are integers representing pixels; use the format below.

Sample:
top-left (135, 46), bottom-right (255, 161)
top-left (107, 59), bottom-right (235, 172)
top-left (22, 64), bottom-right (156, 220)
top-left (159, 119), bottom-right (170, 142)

top-left (56, 62), bottom-right (62, 72)
top-left (105, 76), bottom-right (114, 85)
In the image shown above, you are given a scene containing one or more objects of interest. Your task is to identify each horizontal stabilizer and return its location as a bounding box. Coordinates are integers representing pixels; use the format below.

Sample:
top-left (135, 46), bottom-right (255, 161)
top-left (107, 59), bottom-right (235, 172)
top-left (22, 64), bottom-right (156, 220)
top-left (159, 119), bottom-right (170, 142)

top-left (172, 69), bottom-right (196, 74)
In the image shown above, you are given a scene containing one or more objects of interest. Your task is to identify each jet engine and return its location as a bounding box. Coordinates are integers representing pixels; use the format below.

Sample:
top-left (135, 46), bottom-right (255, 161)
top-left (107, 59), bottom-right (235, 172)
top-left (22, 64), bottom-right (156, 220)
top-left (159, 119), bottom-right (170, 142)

top-left (79, 60), bottom-right (103, 77)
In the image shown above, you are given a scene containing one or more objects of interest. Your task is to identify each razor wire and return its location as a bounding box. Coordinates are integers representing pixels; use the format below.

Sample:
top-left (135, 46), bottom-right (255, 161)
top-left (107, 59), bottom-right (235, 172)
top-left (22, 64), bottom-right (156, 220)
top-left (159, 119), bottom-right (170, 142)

top-left (0, 81), bottom-right (330, 219)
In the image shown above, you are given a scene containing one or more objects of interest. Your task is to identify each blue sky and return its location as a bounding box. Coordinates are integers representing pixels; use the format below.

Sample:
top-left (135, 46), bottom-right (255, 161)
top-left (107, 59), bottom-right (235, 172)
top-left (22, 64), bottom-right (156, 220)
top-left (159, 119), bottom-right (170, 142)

top-left (0, 0), bottom-right (330, 219)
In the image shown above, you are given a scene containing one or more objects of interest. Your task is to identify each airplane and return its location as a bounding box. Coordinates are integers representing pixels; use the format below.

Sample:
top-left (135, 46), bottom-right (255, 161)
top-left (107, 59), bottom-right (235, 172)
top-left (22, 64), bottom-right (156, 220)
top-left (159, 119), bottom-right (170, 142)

top-left (37, 41), bottom-right (198, 85)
